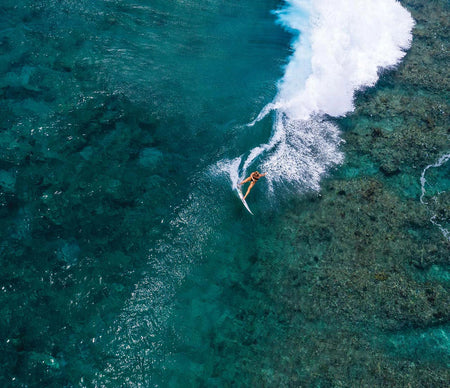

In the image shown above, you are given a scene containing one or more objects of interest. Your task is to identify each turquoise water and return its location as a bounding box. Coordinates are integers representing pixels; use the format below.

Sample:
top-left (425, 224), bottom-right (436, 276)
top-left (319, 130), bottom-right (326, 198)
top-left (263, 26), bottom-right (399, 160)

top-left (1, 0), bottom-right (449, 386)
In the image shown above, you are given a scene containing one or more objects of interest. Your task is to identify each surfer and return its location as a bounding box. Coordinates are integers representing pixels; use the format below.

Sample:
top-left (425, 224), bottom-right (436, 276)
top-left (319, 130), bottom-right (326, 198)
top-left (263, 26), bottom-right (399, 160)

top-left (240, 171), bottom-right (266, 200)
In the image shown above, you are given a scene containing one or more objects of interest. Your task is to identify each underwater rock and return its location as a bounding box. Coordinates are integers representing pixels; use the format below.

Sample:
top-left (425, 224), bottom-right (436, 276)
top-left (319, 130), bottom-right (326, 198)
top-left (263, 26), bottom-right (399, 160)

top-left (105, 179), bottom-right (122, 195)
top-left (426, 264), bottom-right (450, 283)
top-left (371, 127), bottom-right (384, 138)
top-left (0, 170), bottom-right (16, 192)
top-left (138, 147), bottom-right (163, 168)
top-left (57, 240), bottom-right (80, 266)
top-left (138, 117), bottom-right (158, 132)
top-left (18, 99), bottom-right (51, 116)
top-left (79, 146), bottom-right (94, 161)
top-left (0, 66), bottom-right (41, 92)
top-left (28, 352), bottom-right (60, 369)
top-left (380, 160), bottom-right (400, 176)
top-left (260, 176), bottom-right (450, 331)
top-left (387, 325), bottom-right (450, 362)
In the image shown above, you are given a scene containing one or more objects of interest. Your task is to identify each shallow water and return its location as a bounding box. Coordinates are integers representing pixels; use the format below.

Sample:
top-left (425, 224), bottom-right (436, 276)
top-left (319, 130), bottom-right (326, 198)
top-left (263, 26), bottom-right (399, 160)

top-left (0, 0), bottom-right (449, 386)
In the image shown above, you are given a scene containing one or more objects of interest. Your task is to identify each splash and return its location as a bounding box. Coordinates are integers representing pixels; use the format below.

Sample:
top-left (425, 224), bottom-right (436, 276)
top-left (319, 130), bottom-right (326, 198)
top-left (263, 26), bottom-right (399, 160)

top-left (420, 153), bottom-right (450, 240)
top-left (274, 0), bottom-right (414, 120)
top-left (232, 0), bottom-right (414, 193)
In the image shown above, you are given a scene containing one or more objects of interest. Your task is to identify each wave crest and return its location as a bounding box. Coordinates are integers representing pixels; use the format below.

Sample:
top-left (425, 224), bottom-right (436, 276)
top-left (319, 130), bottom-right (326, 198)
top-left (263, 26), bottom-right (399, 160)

top-left (275, 0), bottom-right (415, 120)
top-left (231, 0), bottom-right (414, 194)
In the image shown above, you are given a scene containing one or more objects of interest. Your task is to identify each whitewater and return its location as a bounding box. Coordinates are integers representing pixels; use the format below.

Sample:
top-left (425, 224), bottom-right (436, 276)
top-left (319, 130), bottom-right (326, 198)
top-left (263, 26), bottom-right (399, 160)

top-left (225, 0), bottom-right (414, 193)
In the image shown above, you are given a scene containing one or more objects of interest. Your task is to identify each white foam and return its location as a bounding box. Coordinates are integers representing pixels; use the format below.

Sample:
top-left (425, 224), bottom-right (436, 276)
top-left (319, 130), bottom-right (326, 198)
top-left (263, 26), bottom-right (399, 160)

top-left (239, 0), bottom-right (414, 193)
top-left (275, 0), bottom-right (414, 120)
top-left (420, 153), bottom-right (450, 204)
top-left (420, 153), bottom-right (450, 241)
top-left (261, 112), bottom-right (344, 192)
top-left (215, 156), bottom-right (243, 189)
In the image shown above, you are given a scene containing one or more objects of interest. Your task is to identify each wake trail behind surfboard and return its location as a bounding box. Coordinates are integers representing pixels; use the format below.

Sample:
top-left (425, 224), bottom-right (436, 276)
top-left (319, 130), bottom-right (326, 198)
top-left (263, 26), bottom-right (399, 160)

top-left (219, 156), bottom-right (255, 215)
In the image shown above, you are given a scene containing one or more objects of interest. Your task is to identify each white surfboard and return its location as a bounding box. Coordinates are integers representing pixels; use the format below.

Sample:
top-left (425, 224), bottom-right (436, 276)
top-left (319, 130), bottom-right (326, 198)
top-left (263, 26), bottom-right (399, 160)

top-left (236, 186), bottom-right (254, 215)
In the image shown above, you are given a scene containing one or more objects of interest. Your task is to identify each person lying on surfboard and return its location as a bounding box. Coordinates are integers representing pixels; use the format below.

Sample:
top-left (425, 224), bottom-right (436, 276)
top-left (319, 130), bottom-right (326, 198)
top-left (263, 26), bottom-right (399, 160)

top-left (240, 171), bottom-right (266, 200)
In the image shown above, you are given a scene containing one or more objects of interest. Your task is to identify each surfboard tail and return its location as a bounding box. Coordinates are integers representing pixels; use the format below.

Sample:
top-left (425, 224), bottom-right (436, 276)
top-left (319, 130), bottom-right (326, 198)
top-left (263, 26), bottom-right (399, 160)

top-left (236, 187), bottom-right (254, 215)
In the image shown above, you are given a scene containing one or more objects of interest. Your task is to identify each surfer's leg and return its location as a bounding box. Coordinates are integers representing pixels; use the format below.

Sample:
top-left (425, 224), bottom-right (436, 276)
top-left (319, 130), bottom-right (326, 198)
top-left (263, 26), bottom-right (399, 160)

top-left (243, 182), bottom-right (255, 200)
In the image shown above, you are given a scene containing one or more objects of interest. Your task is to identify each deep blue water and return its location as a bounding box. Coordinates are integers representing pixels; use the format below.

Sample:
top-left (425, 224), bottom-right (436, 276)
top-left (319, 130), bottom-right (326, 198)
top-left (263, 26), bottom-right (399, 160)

top-left (1, 0), bottom-right (449, 386)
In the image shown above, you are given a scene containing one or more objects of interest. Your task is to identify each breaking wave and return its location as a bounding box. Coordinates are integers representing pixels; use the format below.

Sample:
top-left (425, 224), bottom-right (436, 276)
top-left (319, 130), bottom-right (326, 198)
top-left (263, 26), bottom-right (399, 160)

top-left (227, 0), bottom-right (414, 193)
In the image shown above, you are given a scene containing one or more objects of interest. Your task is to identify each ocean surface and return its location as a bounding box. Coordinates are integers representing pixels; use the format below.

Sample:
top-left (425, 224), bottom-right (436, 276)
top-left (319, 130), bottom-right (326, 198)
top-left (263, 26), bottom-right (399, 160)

top-left (0, 0), bottom-right (448, 386)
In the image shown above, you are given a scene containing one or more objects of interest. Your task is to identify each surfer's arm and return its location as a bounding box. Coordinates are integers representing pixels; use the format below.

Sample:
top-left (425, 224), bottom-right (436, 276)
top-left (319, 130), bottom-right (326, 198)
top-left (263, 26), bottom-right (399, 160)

top-left (240, 177), bottom-right (252, 185)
